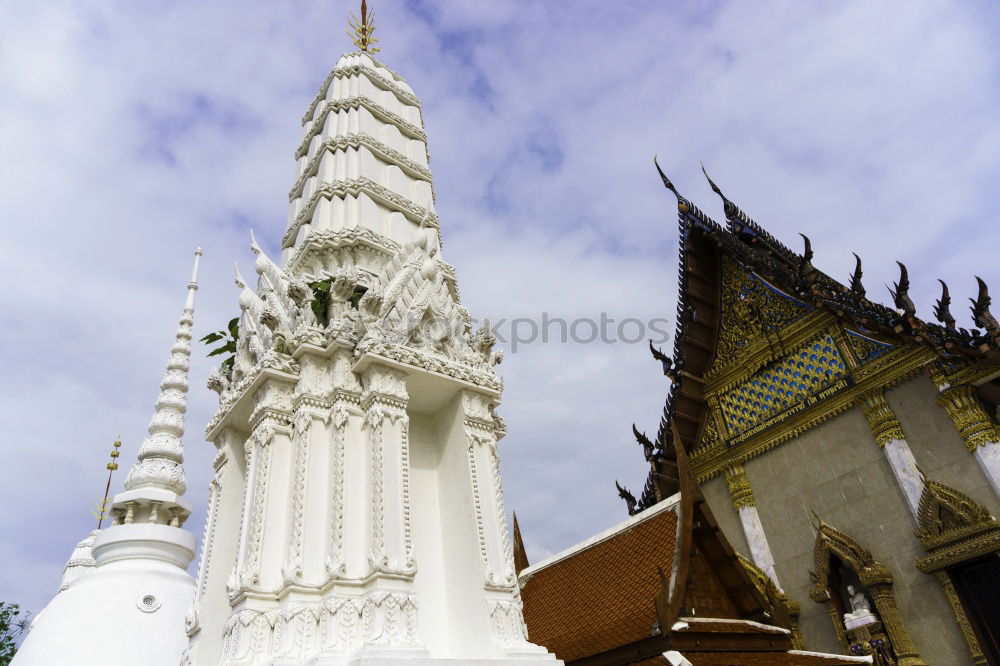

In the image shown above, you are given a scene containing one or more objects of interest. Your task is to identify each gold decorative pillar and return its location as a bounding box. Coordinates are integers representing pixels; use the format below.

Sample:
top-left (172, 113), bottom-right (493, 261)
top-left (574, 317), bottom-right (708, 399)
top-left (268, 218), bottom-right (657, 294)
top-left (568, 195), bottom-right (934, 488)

top-left (724, 464), bottom-right (780, 586)
top-left (865, 582), bottom-right (924, 665)
top-left (936, 384), bottom-right (1000, 500)
top-left (859, 390), bottom-right (923, 518)
top-left (935, 572), bottom-right (986, 665)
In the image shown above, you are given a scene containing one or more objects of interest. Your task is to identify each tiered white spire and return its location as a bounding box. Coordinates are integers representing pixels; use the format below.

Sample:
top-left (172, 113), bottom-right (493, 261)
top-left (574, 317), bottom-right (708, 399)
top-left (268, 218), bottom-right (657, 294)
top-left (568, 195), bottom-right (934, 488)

top-left (13, 250), bottom-right (201, 666)
top-left (280, 49), bottom-right (437, 266)
top-left (124, 247), bottom-right (202, 498)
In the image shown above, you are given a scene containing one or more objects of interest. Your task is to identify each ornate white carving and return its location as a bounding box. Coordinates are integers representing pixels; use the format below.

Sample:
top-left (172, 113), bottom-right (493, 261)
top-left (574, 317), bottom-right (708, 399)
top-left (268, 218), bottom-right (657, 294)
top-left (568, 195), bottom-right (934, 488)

top-left (361, 364), bottom-right (409, 407)
top-left (227, 437), bottom-right (253, 600)
top-left (466, 427), bottom-right (492, 585)
top-left (486, 439), bottom-right (517, 588)
top-left (283, 409), bottom-right (314, 585)
top-left (289, 133), bottom-right (432, 202)
top-left (286, 226), bottom-right (399, 276)
top-left (272, 604), bottom-right (319, 660)
top-left (186, 475), bottom-right (221, 637)
top-left (487, 599), bottom-right (532, 649)
top-left (219, 593), bottom-right (419, 664)
top-left (283, 176), bottom-right (439, 248)
top-left (296, 95), bottom-right (427, 160)
top-left (241, 421), bottom-right (277, 591)
top-left (326, 403), bottom-right (350, 580)
top-left (400, 414), bottom-right (415, 571)
top-left (302, 58), bottom-right (422, 126)
top-left (365, 404), bottom-right (387, 574)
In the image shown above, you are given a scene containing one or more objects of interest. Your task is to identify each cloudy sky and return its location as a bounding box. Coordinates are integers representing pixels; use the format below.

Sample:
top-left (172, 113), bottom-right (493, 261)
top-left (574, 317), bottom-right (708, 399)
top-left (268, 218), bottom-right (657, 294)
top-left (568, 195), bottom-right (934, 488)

top-left (1, 0), bottom-right (997, 618)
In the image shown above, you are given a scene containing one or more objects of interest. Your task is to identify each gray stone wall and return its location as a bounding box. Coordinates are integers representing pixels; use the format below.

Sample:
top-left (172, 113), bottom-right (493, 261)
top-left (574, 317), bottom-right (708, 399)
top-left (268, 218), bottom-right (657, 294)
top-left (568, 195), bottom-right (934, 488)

top-left (700, 374), bottom-right (996, 665)
top-left (701, 474), bottom-right (748, 556)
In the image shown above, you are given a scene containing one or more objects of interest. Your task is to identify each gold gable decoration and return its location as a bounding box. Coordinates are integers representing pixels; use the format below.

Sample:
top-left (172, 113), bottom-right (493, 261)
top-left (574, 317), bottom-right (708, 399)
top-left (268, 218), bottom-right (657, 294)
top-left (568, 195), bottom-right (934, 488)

top-left (915, 477), bottom-right (1000, 570)
top-left (713, 256), bottom-right (812, 370)
top-left (844, 329), bottom-right (894, 367)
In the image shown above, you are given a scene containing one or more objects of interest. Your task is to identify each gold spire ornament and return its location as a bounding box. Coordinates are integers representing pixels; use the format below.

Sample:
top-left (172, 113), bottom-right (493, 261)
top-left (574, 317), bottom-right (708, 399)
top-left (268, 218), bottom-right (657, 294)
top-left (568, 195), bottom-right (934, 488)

top-left (91, 437), bottom-right (122, 529)
top-left (347, 0), bottom-right (381, 53)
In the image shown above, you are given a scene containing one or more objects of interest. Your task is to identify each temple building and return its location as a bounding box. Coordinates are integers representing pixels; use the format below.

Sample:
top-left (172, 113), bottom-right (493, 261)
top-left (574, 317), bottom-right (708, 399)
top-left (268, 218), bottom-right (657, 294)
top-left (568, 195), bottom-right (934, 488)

top-left (16, 5), bottom-right (1000, 666)
top-left (599, 160), bottom-right (1000, 664)
top-left (516, 437), bottom-right (874, 665)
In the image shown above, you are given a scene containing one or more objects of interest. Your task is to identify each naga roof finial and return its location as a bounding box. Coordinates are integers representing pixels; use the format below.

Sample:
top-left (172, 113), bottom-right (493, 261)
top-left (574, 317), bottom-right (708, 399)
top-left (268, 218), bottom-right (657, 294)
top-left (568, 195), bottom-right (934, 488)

top-left (933, 279), bottom-right (956, 328)
top-left (234, 261), bottom-right (248, 289)
top-left (799, 233), bottom-right (814, 265)
top-left (889, 261), bottom-right (916, 318)
top-left (654, 155), bottom-right (699, 216)
top-left (347, 0), bottom-right (381, 54)
top-left (632, 424), bottom-right (655, 462)
top-left (615, 480), bottom-right (638, 516)
top-left (700, 162), bottom-right (738, 219)
top-left (971, 276), bottom-right (1000, 340)
top-left (849, 253), bottom-right (866, 297)
top-left (648, 339), bottom-right (675, 379)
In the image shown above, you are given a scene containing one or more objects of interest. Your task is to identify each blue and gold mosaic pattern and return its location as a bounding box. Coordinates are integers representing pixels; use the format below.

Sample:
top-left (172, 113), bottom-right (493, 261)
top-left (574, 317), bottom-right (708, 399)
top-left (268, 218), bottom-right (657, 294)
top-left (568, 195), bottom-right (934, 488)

top-left (720, 334), bottom-right (848, 436)
top-left (845, 329), bottom-right (893, 366)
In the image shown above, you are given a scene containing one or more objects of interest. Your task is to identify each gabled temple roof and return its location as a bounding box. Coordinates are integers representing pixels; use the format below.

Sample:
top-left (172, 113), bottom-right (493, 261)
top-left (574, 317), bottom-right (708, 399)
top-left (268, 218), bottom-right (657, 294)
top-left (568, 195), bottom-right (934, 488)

top-left (519, 430), bottom-right (866, 665)
top-left (621, 159), bottom-right (1000, 513)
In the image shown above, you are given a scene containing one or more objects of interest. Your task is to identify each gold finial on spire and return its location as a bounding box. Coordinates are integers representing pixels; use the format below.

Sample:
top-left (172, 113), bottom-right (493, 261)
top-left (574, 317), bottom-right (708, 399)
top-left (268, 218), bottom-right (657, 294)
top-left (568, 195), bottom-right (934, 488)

top-left (347, 0), bottom-right (381, 53)
top-left (92, 436), bottom-right (122, 529)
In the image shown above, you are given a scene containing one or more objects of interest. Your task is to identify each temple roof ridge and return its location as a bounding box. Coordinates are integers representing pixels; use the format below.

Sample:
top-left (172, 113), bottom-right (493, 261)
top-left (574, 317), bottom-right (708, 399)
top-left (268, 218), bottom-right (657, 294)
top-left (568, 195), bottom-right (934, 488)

top-left (618, 159), bottom-right (1000, 516)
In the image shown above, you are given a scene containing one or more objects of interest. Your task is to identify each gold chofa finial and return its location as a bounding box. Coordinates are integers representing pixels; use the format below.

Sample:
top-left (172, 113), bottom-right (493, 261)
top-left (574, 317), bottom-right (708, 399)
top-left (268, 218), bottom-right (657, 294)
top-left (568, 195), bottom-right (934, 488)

top-left (91, 436), bottom-right (123, 529)
top-left (347, 0), bottom-right (381, 53)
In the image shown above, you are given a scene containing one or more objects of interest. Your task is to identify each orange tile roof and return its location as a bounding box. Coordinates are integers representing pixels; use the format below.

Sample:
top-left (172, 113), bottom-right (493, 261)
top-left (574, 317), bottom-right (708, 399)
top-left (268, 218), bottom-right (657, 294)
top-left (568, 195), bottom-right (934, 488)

top-left (520, 503), bottom-right (679, 662)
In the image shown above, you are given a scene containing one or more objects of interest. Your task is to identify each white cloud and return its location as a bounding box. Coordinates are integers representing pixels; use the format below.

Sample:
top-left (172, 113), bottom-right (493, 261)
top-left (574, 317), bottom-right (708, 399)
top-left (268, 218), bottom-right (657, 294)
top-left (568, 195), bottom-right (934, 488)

top-left (0, 0), bottom-right (996, 617)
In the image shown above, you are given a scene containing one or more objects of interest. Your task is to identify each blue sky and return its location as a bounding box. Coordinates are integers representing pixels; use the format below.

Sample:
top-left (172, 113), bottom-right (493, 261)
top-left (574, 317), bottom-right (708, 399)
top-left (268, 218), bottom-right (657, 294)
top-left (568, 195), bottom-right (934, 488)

top-left (1, 0), bottom-right (998, 619)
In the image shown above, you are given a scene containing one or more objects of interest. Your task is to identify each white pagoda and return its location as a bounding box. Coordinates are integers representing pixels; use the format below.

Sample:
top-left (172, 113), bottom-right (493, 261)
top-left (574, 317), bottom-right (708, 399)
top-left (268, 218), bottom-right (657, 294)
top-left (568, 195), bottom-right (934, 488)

top-left (14, 249), bottom-right (203, 666)
top-left (181, 9), bottom-right (559, 666)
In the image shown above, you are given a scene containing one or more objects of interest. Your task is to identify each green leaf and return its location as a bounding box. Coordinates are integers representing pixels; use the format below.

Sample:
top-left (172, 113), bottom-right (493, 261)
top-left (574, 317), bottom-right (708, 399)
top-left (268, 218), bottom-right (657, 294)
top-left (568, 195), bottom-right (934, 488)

top-left (227, 318), bottom-right (240, 337)
top-left (200, 332), bottom-right (225, 344)
top-left (207, 347), bottom-right (229, 357)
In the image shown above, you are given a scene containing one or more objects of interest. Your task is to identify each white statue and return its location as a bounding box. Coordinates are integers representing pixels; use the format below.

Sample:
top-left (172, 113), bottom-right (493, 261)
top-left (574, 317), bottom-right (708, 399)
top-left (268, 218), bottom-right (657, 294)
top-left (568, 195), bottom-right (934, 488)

top-left (843, 584), bottom-right (877, 630)
top-left (848, 585), bottom-right (870, 613)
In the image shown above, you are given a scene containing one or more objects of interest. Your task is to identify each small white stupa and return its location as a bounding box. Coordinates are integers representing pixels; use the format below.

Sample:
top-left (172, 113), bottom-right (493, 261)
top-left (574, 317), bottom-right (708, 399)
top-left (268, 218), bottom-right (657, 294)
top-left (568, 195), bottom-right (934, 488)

top-left (14, 248), bottom-right (203, 666)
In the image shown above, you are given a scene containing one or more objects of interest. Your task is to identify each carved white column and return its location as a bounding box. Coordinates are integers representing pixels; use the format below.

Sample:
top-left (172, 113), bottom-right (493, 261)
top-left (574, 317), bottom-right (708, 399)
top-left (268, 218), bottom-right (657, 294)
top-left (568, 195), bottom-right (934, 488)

top-left (360, 364), bottom-right (416, 579)
top-left (860, 390), bottom-right (923, 518)
top-left (725, 465), bottom-right (780, 586)
top-left (462, 391), bottom-right (516, 589)
top-left (936, 384), bottom-right (1000, 500)
top-left (325, 401), bottom-right (350, 581)
top-left (186, 448), bottom-right (226, 639)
